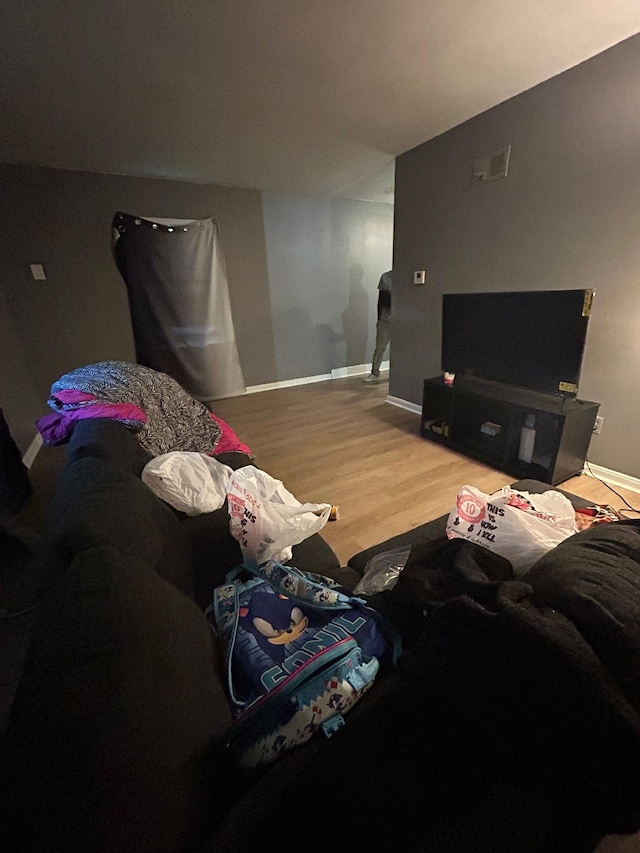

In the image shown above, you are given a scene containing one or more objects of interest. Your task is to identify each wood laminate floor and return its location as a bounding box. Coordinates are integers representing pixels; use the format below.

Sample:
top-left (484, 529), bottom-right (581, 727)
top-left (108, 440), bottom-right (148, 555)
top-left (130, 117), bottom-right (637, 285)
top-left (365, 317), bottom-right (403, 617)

top-left (212, 375), bottom-right (640, 565)
top-left (23, 374), bottom-right (640, 566)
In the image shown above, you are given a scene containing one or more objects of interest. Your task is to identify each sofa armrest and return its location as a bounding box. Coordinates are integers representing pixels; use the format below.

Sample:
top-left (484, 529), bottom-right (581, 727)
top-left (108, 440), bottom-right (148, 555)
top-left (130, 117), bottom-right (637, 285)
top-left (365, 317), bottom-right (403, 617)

top-left (65, 418), bottom-right (152, 475)
top-left (2, 545), bottom-right (234, 853)
top-left (45, 455), bottom-right (194, 598)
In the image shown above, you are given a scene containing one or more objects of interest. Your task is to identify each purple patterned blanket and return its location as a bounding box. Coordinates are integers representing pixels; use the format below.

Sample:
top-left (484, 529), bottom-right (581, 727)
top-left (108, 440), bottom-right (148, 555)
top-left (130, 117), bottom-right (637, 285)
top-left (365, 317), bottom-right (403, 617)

top-left (43, 361), bottom-right (222, 457)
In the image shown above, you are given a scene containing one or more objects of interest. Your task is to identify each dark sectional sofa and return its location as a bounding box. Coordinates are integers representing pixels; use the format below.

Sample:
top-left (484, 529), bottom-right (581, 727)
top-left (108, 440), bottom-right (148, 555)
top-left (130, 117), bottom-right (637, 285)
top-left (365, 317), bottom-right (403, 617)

top-left (3, 418), bottom-right (640, 853)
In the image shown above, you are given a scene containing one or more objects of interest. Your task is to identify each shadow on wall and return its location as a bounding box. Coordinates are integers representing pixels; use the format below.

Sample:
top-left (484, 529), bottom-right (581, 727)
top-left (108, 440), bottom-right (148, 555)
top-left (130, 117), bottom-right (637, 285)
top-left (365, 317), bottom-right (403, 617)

top-left (275, 306), bottom-right (336, 379)
top-left (316, 323), bottom-right (344, 363)
top-left (273, 264), bottom-right (373, 380)
top-left (341, 264), bottom-right (369, 367)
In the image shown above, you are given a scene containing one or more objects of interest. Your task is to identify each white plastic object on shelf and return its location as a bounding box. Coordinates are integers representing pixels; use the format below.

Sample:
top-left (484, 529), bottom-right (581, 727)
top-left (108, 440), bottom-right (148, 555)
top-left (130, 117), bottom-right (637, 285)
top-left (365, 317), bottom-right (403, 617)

top-left (518, 413), bottom-right (536, 464)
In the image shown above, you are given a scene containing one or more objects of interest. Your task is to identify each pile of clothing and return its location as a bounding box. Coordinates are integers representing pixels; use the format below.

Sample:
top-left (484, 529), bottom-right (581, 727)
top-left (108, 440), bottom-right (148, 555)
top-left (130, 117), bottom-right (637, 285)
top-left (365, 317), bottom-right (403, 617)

top-left (36, 361), bottom-right (252, 458)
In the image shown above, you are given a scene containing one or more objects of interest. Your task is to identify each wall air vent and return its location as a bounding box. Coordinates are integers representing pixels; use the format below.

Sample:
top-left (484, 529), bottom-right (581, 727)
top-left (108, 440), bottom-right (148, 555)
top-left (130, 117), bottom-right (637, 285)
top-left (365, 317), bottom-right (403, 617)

top-left (472, 144), bottom-right (511, 186)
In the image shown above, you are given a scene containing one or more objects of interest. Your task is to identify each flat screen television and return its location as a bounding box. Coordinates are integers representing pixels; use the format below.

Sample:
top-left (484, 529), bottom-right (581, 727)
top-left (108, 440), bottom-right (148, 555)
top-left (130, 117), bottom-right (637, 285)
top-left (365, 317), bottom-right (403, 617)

top-left (441, 289), bottom-right (594, 397)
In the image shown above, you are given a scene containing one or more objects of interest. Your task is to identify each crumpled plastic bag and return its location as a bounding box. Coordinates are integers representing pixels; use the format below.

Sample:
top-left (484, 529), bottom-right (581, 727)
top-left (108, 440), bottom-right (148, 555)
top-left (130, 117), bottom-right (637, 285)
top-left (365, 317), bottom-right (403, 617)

top-left (446, 484), bottom-right (577, 575)
top-left (227, 465), bottom-right (331, 565)
top-left (141, 452), bottom-right (233, 516)
top-left (353, 546), bottom-right (412, 596)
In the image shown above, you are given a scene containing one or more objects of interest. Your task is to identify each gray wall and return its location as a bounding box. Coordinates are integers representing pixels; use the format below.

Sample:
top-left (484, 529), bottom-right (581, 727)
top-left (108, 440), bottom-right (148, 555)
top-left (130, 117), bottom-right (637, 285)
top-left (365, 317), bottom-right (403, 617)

top-left (392, 33), bottom-right (640, 479)
top-left (0, 164), bottom-right (392, 453)
top-left (262, 194), bottom-right (393, 380)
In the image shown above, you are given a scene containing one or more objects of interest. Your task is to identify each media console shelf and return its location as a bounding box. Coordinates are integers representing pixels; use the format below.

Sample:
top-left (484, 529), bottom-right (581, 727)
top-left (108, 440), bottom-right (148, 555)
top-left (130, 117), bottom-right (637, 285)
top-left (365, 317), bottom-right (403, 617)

top-left (421, 376), bottom-right (600, 486)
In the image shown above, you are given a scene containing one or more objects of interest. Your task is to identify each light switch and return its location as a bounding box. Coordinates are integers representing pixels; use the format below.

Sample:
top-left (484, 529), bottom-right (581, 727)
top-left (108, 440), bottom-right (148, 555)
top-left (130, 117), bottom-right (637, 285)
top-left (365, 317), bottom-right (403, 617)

top-left (30, 264), bottom-right (46, 280)
top-left (413, 270), bottom-right (426, 285)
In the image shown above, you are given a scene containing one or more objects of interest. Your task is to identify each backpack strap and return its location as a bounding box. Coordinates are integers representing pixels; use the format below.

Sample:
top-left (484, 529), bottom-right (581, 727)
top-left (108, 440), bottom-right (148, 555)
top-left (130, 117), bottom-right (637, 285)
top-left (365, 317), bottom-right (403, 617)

top-left (206, 575), bottom-right (264, 711)
top-left (249, 560), bottom-right (357, 609)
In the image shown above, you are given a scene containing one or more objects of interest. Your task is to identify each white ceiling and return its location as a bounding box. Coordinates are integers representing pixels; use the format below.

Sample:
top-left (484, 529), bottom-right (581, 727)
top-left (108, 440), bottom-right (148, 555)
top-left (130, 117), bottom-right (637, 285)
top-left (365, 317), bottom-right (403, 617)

top-left (1, 1), bottom-right (640, 203)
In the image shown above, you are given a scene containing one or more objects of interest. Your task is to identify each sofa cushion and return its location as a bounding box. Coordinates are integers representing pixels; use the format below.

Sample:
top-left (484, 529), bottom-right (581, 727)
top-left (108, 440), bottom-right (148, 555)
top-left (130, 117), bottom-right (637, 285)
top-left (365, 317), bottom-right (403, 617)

top-left (523, 520), bottom-right (640, 710)
top-left (65, 419), bottom-right (255, 479)
top-left (348, 515), bottom-right (448, 576)
top-left (1, 545), bottom-right (235, 853)
top-left (186, 515), bottom-right (342, 611)
top-left (65, 417), bottom-right (153, 475)
top-left (46, 455), bottom-right (194, 596)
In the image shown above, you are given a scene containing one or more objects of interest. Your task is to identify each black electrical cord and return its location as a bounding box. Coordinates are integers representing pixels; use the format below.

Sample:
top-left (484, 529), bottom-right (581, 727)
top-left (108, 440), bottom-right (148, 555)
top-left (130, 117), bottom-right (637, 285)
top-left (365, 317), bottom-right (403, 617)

top-left (584, 458), bottom-right (640, 516)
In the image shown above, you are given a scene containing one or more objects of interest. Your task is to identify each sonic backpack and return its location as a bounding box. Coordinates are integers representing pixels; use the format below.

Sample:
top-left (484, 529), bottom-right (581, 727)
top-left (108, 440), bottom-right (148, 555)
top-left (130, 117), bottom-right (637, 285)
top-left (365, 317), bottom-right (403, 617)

top-left (207, 559), bottom-right (400, 768)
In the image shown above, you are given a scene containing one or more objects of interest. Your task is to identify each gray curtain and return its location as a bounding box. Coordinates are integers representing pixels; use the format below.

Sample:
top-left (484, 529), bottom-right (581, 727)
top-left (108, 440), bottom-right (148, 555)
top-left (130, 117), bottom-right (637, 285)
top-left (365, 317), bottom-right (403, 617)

top-left (112, 212), bottom-right (245, 402)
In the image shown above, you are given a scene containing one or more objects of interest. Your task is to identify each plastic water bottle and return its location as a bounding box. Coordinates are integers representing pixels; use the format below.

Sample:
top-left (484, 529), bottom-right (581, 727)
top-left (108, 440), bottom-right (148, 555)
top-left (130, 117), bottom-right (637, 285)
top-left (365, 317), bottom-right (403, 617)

top-left (518, 414), bottom-right (536, 464)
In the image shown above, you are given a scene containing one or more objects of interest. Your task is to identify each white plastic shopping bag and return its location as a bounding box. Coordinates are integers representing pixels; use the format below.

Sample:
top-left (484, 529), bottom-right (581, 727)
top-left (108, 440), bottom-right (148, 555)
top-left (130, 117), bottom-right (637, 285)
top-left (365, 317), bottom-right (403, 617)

top-left (227, 465), bottom-right (331, 565)
top-left (142, 452), bottom-right (233, 516)
top-left (446, 484), bottom-right (577, 574)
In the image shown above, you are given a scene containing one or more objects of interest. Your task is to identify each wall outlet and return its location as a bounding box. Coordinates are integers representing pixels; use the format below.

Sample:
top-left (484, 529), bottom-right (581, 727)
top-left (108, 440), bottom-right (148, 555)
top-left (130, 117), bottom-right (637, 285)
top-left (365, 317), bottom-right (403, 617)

top-left (593, 416), bottom-right (604, 435)
top-left (30, 263), bottom-right (46, 280)
top-left (413, 270), bottom-right (426, 285)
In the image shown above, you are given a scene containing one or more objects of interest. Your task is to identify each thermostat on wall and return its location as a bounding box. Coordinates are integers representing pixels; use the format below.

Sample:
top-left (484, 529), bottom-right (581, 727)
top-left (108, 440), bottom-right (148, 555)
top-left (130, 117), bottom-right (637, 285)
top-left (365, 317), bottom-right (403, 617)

top-left (414, 270), bottom-right (426, 285)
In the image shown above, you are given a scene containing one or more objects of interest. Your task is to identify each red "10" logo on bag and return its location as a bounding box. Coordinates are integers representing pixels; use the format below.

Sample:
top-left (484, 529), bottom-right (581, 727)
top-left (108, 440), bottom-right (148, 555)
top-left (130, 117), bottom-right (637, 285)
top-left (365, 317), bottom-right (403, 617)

top-left (456, 493), bottom-right (486, 524)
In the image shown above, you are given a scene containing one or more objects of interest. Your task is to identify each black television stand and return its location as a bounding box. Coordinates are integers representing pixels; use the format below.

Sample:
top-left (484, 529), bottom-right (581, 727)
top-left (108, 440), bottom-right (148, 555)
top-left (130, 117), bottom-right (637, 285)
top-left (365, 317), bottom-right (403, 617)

top-left (420, 375), bottom-right (600, 486)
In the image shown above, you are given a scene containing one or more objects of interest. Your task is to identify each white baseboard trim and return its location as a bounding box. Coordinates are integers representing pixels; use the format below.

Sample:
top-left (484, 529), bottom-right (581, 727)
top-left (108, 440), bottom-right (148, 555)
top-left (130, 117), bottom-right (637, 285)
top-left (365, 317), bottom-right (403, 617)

top-left (245, 373), bottom-right (332, 394)
top-left (385, 395), bottom-right (421, 415)
top-left (22, 432), bottom-right (43, 469)
top-left (584, 462), bottom-right (640, 496)
top-left (246, 361), bottom-right (391, 393)
top-left (331, 360), bottom-right (390, 379)
top-left (331, 364), bottom-right (369, 379)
